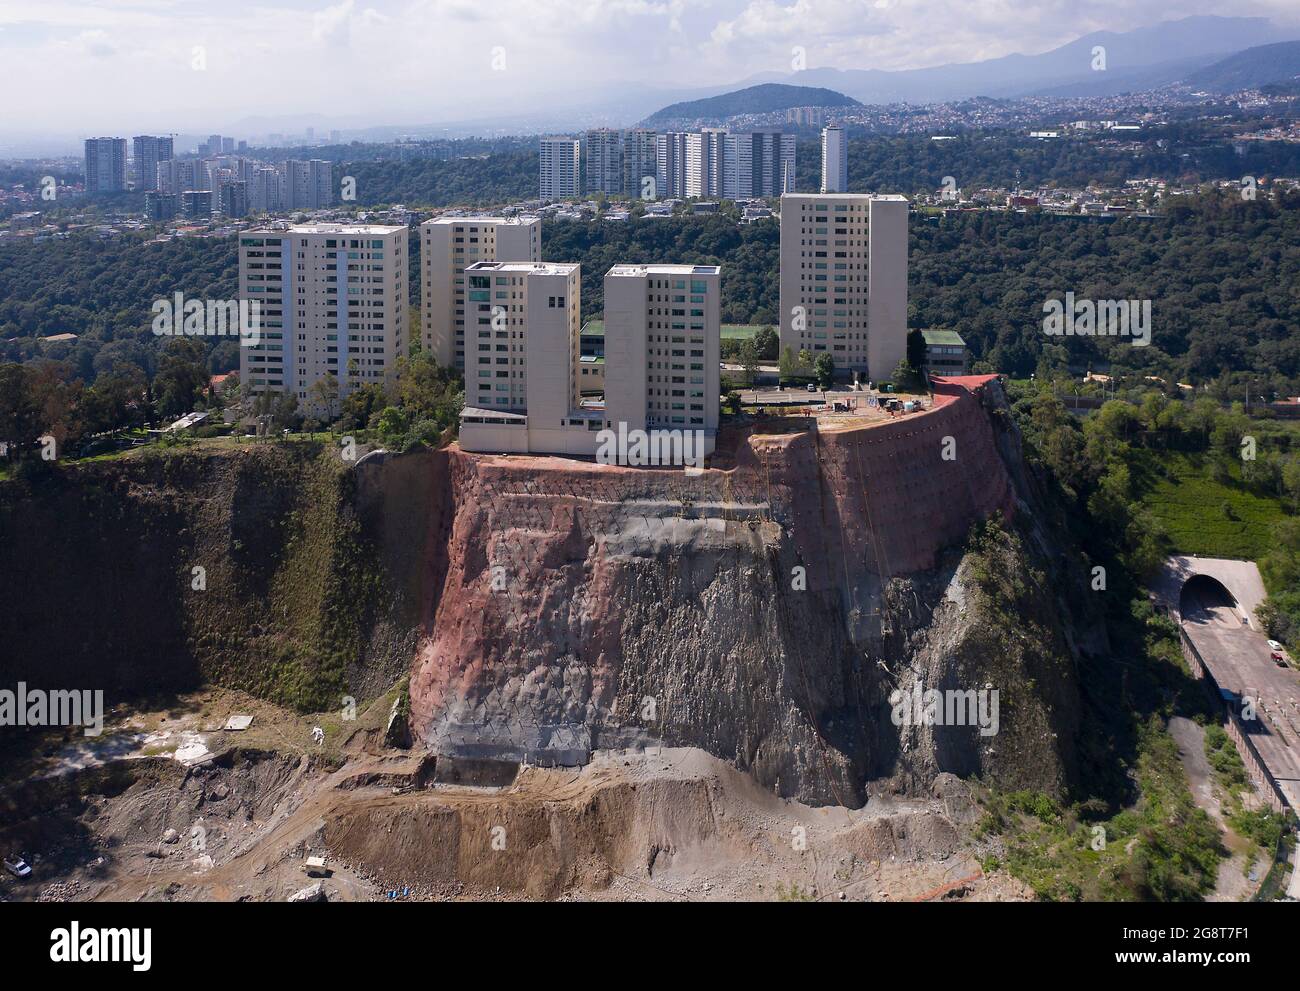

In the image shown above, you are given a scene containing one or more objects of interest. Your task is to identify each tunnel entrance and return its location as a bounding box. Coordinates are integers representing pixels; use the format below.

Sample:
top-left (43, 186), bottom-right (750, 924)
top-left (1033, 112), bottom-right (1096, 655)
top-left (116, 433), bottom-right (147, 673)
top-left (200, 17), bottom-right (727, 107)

top-left (1179, 574), bottom-right (1240, 625)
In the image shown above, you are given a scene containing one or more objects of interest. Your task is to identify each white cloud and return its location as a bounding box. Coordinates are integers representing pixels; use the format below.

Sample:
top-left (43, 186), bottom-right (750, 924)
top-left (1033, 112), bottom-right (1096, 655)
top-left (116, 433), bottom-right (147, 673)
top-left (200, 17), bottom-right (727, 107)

top-left (1, 0), bottom-right (1298, 135)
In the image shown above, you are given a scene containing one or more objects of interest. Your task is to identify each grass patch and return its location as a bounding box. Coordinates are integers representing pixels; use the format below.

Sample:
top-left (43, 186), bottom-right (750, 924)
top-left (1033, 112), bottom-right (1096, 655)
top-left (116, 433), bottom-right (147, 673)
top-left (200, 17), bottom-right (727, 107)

top-left (985, 718), bottom-right (1224, 901)
top-left (1132, 450), bottom-right (1288, 560)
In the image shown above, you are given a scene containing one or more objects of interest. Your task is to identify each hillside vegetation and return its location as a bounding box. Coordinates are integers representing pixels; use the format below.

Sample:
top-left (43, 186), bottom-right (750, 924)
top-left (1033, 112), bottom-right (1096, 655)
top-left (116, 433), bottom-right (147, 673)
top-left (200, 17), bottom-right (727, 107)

top-left (641, 83), bottom-right (859, 126)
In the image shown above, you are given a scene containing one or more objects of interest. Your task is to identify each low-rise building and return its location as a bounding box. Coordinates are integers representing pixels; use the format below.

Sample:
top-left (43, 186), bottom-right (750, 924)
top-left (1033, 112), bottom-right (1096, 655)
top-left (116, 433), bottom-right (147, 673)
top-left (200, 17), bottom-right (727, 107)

top-left (921, 329), bottom-right (969, 376)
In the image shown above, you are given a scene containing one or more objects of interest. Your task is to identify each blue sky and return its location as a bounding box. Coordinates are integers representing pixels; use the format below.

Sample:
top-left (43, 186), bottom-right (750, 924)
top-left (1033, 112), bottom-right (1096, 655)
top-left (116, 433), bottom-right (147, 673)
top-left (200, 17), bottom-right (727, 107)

top-left (1, 0), bottom-right (1296, 136)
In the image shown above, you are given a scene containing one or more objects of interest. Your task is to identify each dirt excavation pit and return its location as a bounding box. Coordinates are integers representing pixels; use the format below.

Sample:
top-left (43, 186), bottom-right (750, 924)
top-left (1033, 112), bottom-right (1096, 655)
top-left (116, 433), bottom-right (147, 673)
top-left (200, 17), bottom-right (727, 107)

top-left (2, 720), bottom-right (1031, 902)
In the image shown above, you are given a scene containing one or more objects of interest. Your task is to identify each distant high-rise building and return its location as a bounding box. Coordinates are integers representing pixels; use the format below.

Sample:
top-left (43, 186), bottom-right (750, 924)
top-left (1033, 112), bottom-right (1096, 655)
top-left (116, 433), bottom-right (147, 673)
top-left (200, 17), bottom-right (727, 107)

top-left (84, 137), bottom-right (127, 193)
top-left (778, 193), bottom-right (908, 382)
top-left (623, 128), bottom-right (658, 200)
top-left (180, 189), bottom-right (213, 219)
top-left (329, 130), bottom-right (341, 143)
top-left (655, 132), bottom-right (688, 200)
top-left (157, 158), bottom-right (210, 195)
top-left (283, 159), bottom-right (332, 209)
top-left (144, 191), bottom-right (178, 222)
top-left (585, 128), bottom-right (624, 196)
top-left (787, 107), bottom-right (824, 127)
top-left (237, 140), bottom-right (248, 153)
top-left (249, 167), bottom-right (284, 213)
top-left (220, 181), bottom-right (249, 218)
top-left (722, 130), bottom-right (795, 199)
top-left (207, 135), bottom-right (223, 156)
top-left (221, 137), bottom-right (235, 154)
top-left (539, 137), bottom-right (580, 200)
top-left (684, 130), bottom-right (726, 198)
top-left (238, 223), bottom-right (408, 411)
top-left (820, 125), bottom-right (847, 193)
top-left (132, 136), bottom-right (173, 192)
top-left (420, 215), bottom-right (541, 368)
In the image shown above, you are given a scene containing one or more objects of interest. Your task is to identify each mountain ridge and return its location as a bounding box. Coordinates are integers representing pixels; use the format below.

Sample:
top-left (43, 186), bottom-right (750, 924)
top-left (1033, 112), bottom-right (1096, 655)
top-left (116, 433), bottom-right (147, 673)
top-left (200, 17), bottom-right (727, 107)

top-left (640, 83), bottom-right (861, 127)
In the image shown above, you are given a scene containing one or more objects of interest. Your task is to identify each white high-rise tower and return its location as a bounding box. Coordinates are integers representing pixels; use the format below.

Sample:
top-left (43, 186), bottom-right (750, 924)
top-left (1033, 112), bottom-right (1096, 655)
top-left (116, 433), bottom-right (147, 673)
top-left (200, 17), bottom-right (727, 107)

top-left (821, 125), bottom-right (847, 194)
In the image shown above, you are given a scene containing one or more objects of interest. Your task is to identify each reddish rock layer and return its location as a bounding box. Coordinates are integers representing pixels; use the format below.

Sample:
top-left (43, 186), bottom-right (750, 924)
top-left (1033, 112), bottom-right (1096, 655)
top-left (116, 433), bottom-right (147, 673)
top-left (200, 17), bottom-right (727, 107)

top-left (408, 378), bottom-right (1019, 802)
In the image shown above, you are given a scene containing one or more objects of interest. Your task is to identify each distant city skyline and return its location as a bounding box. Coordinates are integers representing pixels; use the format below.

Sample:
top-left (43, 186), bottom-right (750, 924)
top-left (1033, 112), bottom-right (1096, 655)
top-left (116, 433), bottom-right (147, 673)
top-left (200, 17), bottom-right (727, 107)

top-left (3, 2), bottom-right (1299, 144)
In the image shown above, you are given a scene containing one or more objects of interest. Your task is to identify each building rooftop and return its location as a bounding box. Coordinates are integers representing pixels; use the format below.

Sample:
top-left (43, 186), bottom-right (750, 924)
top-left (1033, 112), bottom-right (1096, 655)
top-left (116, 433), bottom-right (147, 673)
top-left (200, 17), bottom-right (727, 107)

top-left (606, 263), bottom-right (721, 277)
top-left (421, 215), bottom-right (539, 227)
top-left (245, 223), bottom-right (405, 236)
top-left (921, 329), bottom-right (966, 346)
top-left (465, 260), bottom-right (578, 275)
top-left (781, 192), bottom-right (909, 202)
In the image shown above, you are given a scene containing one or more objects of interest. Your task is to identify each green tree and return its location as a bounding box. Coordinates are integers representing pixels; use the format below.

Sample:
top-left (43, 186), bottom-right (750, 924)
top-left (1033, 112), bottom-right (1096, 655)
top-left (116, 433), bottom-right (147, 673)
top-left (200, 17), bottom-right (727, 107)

top-left (814, 352), bottom-right (835, 389)
top-left (779, 346), bottom-right (797, 379)
top-left (271, 391), bottom-right (300, 431)
top-left (906, 328), bottom-right (926, 371)
top-left (309, 373), bottom-right (340, 424)
top-left (154, 339), bottom-right (209, 420)
top-left (738, 339), bottom-right (760, 386)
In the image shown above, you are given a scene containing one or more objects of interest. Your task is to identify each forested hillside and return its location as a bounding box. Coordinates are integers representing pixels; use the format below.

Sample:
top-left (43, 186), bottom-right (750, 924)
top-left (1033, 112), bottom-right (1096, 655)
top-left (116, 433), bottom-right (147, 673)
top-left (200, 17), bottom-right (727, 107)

top-left (3, 192), bottom-right (1298, 394)
top-left (793, 129), bottom-right (1300, 195)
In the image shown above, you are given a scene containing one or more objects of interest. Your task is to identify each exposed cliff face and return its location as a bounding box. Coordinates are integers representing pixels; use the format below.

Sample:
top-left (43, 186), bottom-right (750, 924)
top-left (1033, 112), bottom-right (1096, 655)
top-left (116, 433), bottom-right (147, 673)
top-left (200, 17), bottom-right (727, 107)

top-left (0, 443), bottom-right (441, 710)
top-left (410, 378), bottom-right (1082, 806)
top-left (2, 379), bottom-right (1087, 808)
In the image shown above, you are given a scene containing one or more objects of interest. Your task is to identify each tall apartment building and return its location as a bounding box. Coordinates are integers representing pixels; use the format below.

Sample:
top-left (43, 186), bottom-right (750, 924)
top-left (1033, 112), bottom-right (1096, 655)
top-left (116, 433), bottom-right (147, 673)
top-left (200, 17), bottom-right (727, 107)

top-left (778, 193), bottom-right (908, 382)
top-left (180, 190), bottom-right (213, 218)
top-left (459, 261), bottom-right (722, 460)
top-left (420, 215), bottom-right (541, 369)
top-left (461, 261), bottom-right (582, 445)
top-left (655, 132), bottom-right (689, 199)
top-left (653, 130), bottom-right (794, 200)
top-left (249, 167), bottom-right (284, 213)
top-left (132, 136), bottom-right (173, 192)
top-left (585, 128), bottom-right (624, 196)
top-left (239, 224), bottom-right (407, 413)
top-left (603, 264), bottom-right (720, 441)
top-left (84, 137), bottom-right (127, 193)
top-left (585, 128), bottom-right (658, 198)
top-left (820, 125), bottom-right (847, 193)
top-left (684, 130), bottom-right (725, 198)
top-left (219, 181), bottom-right (249, 218)
top-left (539, 138), bottom-right (580, 200)
top-left (624, 128), bottom-right (658, 200)
top-left (722, 130), bottom-right (795, 199)
top-left (157, 158), bottom-right (210, 194)
top-left (284, 159), bottom-right (332, 209)
top-left (144, 192), bottom-right (178, 222)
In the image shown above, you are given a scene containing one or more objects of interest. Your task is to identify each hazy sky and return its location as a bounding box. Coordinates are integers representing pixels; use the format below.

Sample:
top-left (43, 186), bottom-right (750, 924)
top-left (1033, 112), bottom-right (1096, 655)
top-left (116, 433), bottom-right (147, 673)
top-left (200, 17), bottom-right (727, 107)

top-left (2, 0), bottom-right (1298, 137)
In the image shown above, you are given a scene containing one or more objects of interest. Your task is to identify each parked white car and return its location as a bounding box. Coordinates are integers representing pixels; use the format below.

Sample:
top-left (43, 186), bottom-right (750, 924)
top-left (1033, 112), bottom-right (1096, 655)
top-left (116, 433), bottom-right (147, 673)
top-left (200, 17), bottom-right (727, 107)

top-left (1268, 640), bottom-right (1284, 652)
top-left (4, 856), bottom-right (31, 879)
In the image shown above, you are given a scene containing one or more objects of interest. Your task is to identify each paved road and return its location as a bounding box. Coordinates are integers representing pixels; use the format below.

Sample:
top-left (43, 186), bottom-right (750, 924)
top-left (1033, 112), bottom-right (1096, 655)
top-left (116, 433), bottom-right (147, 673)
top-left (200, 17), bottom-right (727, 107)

top-left (1182, 580), bottom-right (1300, 810)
